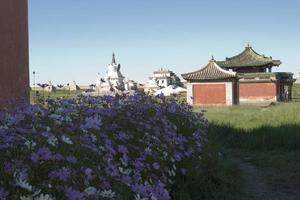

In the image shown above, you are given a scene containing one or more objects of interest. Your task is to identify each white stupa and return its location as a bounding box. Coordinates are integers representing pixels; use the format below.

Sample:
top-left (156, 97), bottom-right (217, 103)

top-left (96, 53), bottom-right (125, 93)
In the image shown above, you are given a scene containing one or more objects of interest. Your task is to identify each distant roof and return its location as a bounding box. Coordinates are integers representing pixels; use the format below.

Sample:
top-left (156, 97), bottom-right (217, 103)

top-left (182, 58), bottom-right (236, 81)
top-left (217, 46), bottom-right (281, 68)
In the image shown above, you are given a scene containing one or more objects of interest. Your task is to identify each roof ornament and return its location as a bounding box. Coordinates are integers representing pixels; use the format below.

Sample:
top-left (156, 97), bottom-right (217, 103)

top-left (112, 52), bottom-right (116, 65)
top-left (211, 55), bottom-right (215, 61)
top-left (247, 43), bottom-right (251, 48)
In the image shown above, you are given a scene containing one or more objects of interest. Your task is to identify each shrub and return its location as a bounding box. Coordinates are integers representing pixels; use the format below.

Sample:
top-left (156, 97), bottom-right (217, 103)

top-left (0, 94), bottom-right (208, 200)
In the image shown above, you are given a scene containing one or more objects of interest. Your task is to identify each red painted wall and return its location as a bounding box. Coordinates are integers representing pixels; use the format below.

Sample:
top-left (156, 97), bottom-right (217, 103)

top-left (239, 83), bottom-right (277, 100)
top-left (0, 0), bottom-right (29, 107)
top-left (193, 84), bottom-right (226, 105)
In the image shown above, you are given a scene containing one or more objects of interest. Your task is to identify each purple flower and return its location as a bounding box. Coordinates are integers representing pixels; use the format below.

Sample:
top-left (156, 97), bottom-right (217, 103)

top-left (0, 94), bottom-right (208, 199)
top-left (64, 187), bottom-right (85, 200)
top-left (8, 113), bottom-right (25, 125)
top-left (152, 162), bottom-right (160, 170)
top-left (83, 168), bottom-right (95, 180)
top-left (174, 152), bottom-right (183, 162)
top-left (30, 147), bottom-right (53, 163)
top-left (105, 164), bottom-right (119, 177)
top-left (117, 145), bottom-right (128, 155)
top-left (0, 188), bottom-right (9, 200)
top-left (49, 167), bottom-right (72, 182)
top-left (120, 175), bottom-right (132, 185)
top-left (66, 156), bottom-right (78, 164)
top-left (116, 131), bottom-right (129, 141)
top-left (80, 115), bottom-right (102, 130)
top-left (133, 160), bottom-right (144, 172)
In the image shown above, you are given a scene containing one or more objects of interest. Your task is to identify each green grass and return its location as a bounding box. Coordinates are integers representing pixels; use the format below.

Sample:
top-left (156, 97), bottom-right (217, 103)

top-left (293, 83), bottom-right (300, 99)
top-left (30, 90), bottom-right (83, 104)
top-left (194, 103), bottom-right (300, 199)
top-left (201, 103), bottom-right (300, 150)
top-left (204, 103), bottom-right (300, 129)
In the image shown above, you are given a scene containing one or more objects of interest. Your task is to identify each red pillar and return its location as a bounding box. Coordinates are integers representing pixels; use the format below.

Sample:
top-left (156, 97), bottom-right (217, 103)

top-left (0, 0), bottom-right (29, 108)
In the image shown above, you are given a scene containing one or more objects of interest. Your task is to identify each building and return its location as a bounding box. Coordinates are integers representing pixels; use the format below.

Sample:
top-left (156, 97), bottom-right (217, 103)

top-left (68, 81), bottom-right (80, 91)
top-left (144, 68), bottom-right (182, 93)
top-left (295, 72), bottom-right (300, 84)
top-left (95, 53), bottom-right (126, 94)
top-left (218, 46), bottom-right (294, 103)
top-left (217, 45), bottom-right (282, 73)
top-left (182, 57), bottom-right (238, 106)
top-left (124, 80), bottom-right (138, 91)
top-left (0, 0), bottom-right (29, 107)
top-left (151, 68), bottom-right (181, 88)
top-left (183, 46), bottom-right (294, 106)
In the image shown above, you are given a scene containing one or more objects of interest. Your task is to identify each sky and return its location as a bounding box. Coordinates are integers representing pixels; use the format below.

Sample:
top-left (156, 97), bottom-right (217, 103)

top-left (29, 0), bottom-right (300, 85)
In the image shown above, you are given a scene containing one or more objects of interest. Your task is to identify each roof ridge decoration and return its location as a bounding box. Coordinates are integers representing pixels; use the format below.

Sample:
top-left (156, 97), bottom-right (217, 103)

top-left (217, 46), bottom-right (281, 68)
top-left (182, 59), bottom-right (236, 81)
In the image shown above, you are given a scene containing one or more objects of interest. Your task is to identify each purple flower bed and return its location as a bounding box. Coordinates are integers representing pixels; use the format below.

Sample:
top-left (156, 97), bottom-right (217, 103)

top-left (0, 94), bottom-right (208, 200)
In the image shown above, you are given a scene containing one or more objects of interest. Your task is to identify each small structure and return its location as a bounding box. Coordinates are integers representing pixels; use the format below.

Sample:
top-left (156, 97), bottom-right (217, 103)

top-left (182, 58), bottom-right (237, 106)
top-left (69, 81), bottom-right (80, 91)
top-left (143, 78), bottom-right (160, 94)
top-left (124, 80), bottom-right (138, 91)
top-left (44, 81), bottom-right (56, 92)
top-left (154, 85), bottom-right (186, 96)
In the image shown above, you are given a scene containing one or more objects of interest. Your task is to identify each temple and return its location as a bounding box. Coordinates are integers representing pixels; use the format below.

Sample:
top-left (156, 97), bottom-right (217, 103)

top-left (217, 45), bottom-right (281, 73)
top-left (182, 57), bottom-right (238, 106)
top-left (183, 46), bottom-right (295, 106)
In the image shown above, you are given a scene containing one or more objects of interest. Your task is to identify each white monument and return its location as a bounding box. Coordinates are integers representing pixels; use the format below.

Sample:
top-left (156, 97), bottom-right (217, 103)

top-left (96, 53), bottom-right (125, 93)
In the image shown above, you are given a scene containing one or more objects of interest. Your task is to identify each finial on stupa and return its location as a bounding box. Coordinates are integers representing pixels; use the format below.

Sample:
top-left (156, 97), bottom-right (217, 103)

top-left (112, 52), bottom-right (116, 65)
top-left (211, 55), bottom-right (215, 61)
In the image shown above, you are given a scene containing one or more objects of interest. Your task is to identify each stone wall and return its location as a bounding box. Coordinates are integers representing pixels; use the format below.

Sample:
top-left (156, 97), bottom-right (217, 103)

top-left (0, 0), bottom-right (29, 107)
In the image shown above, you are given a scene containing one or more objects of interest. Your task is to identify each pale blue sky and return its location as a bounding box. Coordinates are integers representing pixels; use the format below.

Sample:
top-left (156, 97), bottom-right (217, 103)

top-left (29, 0), bottom-right (300, 85)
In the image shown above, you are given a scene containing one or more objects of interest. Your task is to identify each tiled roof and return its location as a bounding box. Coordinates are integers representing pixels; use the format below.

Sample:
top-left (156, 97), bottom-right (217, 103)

top-left (217, 46), bottom-right (281, 68)
top-left (182, 59), bottom-right (236, 81)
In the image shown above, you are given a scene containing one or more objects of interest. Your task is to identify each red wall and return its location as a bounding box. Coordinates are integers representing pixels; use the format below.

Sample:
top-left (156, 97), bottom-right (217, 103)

top-left (0, 0), bottom-right (29, 107)
top-left (239, 83), bottom-right (277, 100)
top-left (193, 84), bottom-right (226, 105)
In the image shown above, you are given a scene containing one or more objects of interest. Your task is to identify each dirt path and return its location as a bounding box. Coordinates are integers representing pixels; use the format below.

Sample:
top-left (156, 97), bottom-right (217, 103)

top-left (236, 159), bottom-right (300, 200)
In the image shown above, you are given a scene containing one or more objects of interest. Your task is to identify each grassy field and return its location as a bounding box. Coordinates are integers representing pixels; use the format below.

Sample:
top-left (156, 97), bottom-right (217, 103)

top-left (293, 83), bottom-right (300, 99)
top-left (204, 103), bottom-right (300, 149)
top-left (195, 102), bottom-right (300, 199)
top-left (30, 89), bottom-right (83, 103)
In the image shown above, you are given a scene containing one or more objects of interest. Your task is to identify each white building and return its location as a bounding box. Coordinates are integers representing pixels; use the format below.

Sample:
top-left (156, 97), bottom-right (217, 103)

top-left (44, 81), bottom-right (56, 92)
top-left (295, 71), bottom-right (300, 84)
top-left (124, 80), bottom-right (138, 91)
top-left (144, 68), bottom-right (182, 93)
top-left (96, 53), bottom-right (125, 93)
top-left (69, 81), bottom-right (80, 91)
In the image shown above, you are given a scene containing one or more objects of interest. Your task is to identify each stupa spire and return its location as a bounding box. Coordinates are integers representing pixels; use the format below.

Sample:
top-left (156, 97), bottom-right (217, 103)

top-left (112, 52), bottom-right (116, 65)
